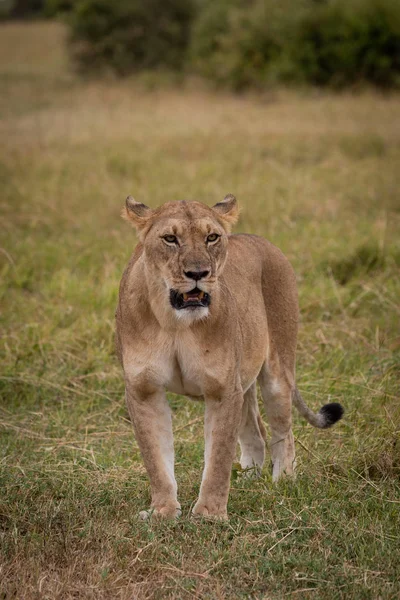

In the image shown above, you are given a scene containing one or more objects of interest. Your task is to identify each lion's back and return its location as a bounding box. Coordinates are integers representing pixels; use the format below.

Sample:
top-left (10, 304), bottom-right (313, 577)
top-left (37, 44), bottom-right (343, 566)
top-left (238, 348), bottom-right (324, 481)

top-left (225, 233), bottom-right (299, 370)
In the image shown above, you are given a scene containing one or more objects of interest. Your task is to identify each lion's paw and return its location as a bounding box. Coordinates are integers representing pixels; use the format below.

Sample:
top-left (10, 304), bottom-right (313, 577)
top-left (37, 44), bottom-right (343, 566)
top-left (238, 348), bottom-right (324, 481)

top-left (192, 501), bottom-right (228, 521)
top-left (139, 506), bottom-right (181, 520)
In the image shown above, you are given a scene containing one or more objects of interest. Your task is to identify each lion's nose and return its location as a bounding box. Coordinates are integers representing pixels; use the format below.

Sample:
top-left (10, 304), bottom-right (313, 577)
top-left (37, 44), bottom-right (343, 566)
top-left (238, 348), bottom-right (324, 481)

top-left (184, 270), bottom-right (210, 281)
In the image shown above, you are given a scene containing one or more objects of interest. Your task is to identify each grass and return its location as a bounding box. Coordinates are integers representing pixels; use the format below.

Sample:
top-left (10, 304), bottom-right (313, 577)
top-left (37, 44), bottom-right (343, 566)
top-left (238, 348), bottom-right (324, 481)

top-left (1, 21), bottom-right (400, 600)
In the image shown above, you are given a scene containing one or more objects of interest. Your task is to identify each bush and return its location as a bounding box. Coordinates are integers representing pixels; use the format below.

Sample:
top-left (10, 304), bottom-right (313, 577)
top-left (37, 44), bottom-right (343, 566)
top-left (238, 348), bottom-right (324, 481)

top-left (293, 0), bottom-right (400, 87)
top-left (69, 0), bottom-right (196, 75)
top-left (44, 0), bottom-right (77, 18)
top-left (0, 0), bottom-right (13, 19)
top-left (0, 0), bottom-right (45, 19)
top-left (189, 0), bottom-right (400, 89)
top-left (189, 0), bottom-right (306, 90)
top-left (67, 0), bottom-right (400, 87)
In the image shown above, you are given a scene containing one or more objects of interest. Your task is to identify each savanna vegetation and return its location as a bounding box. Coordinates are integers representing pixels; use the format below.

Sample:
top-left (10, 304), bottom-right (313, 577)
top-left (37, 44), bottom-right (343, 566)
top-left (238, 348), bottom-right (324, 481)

top-left (1, 20), bottom-right (400, 600)
top-left (68, 0), bottom-right (400, 88)
top-left (2, 0), bottom-right (400, 89)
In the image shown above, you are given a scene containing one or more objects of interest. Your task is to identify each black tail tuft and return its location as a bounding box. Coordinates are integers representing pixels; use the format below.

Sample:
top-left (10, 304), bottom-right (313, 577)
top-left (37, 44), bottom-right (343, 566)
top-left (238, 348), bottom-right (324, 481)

top-left (319, 403), bottom-right (344, 428)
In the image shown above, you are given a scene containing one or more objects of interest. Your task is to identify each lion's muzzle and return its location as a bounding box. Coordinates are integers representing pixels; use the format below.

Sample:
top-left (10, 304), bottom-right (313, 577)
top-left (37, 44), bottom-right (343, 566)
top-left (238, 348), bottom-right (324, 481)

top-left (169, 288), bottom-right (211, 311)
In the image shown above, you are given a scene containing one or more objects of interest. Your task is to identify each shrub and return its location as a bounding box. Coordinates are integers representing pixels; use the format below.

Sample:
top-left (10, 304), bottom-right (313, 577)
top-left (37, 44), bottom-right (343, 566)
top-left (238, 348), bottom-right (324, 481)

top-left (189, 0), bottom-right (303, 90)
top-left (44, 0), bottom-right (76, 18)
top-left (0, 0), bottom-right (13, 19)
top-left (67, 0), bottom-right (400, 87)
top-left (69, 0), bottom-right (196, 75)
top-left (0, 0), bottom-right (45, 19)
top-left (293, 0), bottom-right (400, 87)
top-left (189, 0), bottom-right (400, 89)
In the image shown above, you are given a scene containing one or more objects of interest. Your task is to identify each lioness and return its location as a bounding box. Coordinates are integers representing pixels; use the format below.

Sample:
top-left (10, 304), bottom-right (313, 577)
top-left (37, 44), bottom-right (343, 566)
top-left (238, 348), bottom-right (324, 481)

top-left (116, 194), bottom-right (343, 520)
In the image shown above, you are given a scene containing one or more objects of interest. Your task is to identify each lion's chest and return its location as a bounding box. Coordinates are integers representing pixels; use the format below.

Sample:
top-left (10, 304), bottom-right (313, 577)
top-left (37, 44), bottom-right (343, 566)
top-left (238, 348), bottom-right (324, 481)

top-left (166, 336), bottom-right (205, 397)
top-left (141, 329), bottom-right (210, 397)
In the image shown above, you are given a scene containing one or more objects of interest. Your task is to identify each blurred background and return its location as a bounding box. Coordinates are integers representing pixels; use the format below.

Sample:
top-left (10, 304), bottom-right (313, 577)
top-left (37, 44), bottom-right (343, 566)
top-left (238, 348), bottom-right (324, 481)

top-left (1, 0), bottom-right (400, 88)
top-left (1, 1), bottom-right (400, 599)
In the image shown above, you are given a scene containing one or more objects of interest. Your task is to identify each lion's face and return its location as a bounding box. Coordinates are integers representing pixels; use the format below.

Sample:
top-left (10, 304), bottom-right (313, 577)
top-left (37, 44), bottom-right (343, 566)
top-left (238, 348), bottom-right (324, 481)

top-left (123, 195), bottom-right (239, 323)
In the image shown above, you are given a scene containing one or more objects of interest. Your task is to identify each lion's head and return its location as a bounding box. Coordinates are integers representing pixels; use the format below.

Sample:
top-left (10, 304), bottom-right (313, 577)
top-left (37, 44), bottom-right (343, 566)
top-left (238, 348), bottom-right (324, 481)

top-left (123, 195), bottom-right (239, 324)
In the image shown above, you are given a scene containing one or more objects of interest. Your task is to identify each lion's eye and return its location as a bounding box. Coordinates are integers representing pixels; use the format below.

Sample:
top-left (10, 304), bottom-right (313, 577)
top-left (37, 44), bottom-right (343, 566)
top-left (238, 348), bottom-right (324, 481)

top-left (163, 235), bottom-right (178, 245)
top-left (207, 233), bottom-right (220, 243)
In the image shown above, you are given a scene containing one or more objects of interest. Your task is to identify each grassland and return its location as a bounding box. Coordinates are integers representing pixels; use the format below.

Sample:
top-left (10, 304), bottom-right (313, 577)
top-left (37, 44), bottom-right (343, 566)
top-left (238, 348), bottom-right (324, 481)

top-left (1, 21), bottom-right (400, 600)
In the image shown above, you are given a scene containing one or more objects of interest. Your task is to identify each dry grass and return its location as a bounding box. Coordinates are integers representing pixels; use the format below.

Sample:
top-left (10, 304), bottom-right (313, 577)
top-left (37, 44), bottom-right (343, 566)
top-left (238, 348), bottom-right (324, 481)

top-left (1, 21), bottom-right (400, 600)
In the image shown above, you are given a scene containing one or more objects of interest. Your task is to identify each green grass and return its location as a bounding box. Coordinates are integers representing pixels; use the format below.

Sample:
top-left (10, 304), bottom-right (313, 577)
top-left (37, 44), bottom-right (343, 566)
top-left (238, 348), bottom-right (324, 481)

top-left (1, 21), bottom-right (400, 600)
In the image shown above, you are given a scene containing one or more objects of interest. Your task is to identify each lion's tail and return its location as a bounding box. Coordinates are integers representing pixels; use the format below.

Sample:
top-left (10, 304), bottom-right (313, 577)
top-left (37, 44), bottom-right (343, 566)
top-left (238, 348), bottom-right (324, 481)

top-left (293, 387), bottom-right (344, 429)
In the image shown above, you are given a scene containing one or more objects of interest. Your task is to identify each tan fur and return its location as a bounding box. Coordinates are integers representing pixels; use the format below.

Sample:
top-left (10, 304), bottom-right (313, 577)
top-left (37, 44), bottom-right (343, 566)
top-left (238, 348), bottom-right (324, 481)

top-left (116, 195), bottom-right (339, 520)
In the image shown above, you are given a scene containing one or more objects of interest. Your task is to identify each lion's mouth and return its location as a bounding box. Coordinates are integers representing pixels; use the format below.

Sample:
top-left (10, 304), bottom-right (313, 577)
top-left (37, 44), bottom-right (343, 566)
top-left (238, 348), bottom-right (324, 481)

top-left (170, 287), bottom-right (211, 310)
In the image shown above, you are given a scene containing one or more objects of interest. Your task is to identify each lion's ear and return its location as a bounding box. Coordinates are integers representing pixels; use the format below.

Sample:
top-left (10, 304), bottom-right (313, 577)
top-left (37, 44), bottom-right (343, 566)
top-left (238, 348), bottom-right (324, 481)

top-left (122, 196), bottom-right (153, 237)
top-left (212, 194), bottom-right (239, 232)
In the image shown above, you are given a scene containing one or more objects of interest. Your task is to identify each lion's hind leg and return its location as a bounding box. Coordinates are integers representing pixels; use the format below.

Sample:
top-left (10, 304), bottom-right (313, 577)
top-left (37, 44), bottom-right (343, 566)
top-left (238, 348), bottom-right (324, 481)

top-left (258, 363), bottom-right (296, 482)
top-left (238, 382), bottom-right (266, 477)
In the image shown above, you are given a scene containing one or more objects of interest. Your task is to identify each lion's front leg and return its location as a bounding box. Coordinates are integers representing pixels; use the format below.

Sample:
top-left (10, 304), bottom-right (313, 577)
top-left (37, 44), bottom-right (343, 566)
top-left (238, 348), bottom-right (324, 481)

top-left (193, 388), bottom-right (244, 520)
top-left (125, 378), bottom-right (180, 519)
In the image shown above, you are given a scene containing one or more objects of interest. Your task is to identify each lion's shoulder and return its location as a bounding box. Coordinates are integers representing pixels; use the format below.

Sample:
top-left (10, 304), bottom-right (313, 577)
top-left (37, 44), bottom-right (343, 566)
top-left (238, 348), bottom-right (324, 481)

top-left (227, 233), bottom-right (290, 270)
